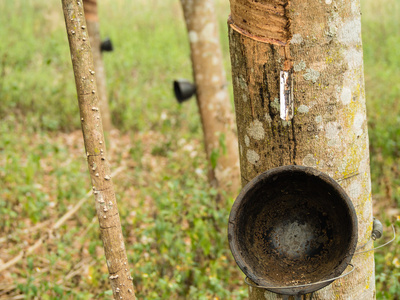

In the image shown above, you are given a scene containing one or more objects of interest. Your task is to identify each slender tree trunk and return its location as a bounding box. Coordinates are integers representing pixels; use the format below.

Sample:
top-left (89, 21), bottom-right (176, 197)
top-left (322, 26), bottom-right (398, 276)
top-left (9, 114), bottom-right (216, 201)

top-left (61, 1), bottom-right (135, 299)
top-left (180, 0), bottom-right (240, 197)
top-left (83, 0), bottom-right (113, 131)
top-left (227, 0), bottom-right (375, 299)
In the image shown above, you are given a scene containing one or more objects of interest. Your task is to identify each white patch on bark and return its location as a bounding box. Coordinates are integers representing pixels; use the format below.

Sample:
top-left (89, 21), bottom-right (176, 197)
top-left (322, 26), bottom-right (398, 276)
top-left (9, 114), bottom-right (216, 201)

top-left (201, 23), bottom-right (215, 42)
top-left (291, 34), bottom-right (303, 44)
top-left (204, 1), bottom-right (213, 11)
top-left (188, 31), bottom-right (198, 43)
top-left (341, 87), bottom-right (352, 105)
top-left (211, 76), bottom-right (219, 83)
top-left (238, 76), bottom-right (247, 90)
top-left (353, 112), bottom-right (365, 137)
top-left (327, 11), bottom-right (340, 38)
top-left (315, 115), bottom-right (322, 123)
top-left (348, 180), bottom-right (362, 199)
top-left (242, 94), bottom-right (248, 102)
top-left (351, 0), bottom-right (359, 14)
top-left (338, 159), bottom-right (347, 174)
top-left (325, 0), bottom-right (332, 4)
top-left (244, 135), bottom-right (250, 147)
top-left (345, 48), bottom-right (363, 70)
top-left (338, 19), bottom-right (362, 45)
top-left (359, 154), bottom-right (370, 175)
top-left (247, 119), bottom-right (265, 140)
top-left (212, 56), bottom-right (218, 65)
top-left (303, 68), bottom-right (320, 83)
top-left (325, 122), bottom-right (340, 146)
top-left (327, 23), bottom-right (338, 37)
top-left (265, 113), bottom-right (272, 124)
top-left (270, 98), bottom-right (280, 113)
top-left (215, 90), bottom-right (226, 101)
top-left (303, 154), bottom-right (317, 167)
top-left (366, 172), bottom-right (372, 197)
top-left (247, 149), bottom-right (260, 165)
top-left (297, 105), bottom-right (309, 114)
top-left (294, 60), bottom-right (306, 72)
top-left (215, 166), bottom-right (232, 184)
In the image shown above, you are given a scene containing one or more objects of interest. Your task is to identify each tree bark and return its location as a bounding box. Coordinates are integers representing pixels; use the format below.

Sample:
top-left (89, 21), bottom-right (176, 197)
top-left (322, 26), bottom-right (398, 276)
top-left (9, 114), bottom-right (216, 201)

top-left (227, 0), bottom-right (375, 299)
top-left (180, 0), bottom-right (240, 197)
top-left (83, 0), bottom-right (113, 131)
top-left (61, 1), bottom-right (135, 299)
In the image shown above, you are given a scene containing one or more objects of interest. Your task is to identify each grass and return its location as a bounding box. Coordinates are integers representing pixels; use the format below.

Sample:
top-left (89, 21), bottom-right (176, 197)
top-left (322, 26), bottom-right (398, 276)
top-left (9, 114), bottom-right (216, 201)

top-left (0, 0), bottom-right (399, 299)
top-left (362, 0), bottom-right (400, 298)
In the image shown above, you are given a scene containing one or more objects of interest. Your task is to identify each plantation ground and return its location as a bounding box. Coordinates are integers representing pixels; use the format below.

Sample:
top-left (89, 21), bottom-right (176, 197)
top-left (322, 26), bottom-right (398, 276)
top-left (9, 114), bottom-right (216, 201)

top-left (0, 0), bottom-right (399, 299)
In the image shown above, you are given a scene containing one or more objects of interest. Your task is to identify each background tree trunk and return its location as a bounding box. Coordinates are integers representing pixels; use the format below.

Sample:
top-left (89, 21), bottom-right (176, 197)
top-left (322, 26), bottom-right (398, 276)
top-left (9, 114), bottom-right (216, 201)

top-left (61, 1), bottom-right (135, 299)
top-left (227, 0), bottom-right (375, 299)
top-left (180, 0), bottom-right (240, 197)
top-left (83, 0), bottom-right (113, 131)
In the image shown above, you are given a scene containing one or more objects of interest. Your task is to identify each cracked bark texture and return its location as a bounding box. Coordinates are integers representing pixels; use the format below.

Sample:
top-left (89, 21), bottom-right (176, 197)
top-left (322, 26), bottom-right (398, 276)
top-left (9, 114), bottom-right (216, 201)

top-left (83, 0), bottom-right (113, 131)
top-left (228, 0), bottom-right (375, 299)
top-left (61, 1), bottom-right (135, 299)
top-left (180, 0), bottom-right (240, 197)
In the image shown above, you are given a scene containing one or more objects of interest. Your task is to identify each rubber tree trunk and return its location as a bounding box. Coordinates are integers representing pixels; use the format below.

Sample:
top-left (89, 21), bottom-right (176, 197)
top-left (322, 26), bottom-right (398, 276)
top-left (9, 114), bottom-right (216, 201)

top-left (227, 0), bottom-right (375, 299)
top-left (61, 1), bottom-right (135, 299)
top-left (83, 0), bottom-right (113, 131)
top-left (180, 0), bottom-right (240, 197)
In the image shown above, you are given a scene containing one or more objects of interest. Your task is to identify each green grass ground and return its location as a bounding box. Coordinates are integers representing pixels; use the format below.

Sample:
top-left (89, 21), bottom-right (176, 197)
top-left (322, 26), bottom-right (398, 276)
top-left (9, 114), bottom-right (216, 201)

top-left (0, 0), bottom-right (399, 299)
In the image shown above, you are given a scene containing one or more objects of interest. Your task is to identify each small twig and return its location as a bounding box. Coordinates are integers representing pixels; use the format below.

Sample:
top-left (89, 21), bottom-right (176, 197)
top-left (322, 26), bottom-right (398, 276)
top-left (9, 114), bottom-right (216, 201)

top-left (57, 258), bottom-right (96, 285)
top-left (0, 267), bottom-right (49, 296)
top-left (78, 216), bottom-right (97, 239)
top-left (0, 220), bottom-right (51, 244)
top-left (4, 295), bottom-right (25, 300)
top-left (0, 166), bottom-right (125, 273)
top-left (0, 284), bottom-right (17, 296)
top-left (0, 238), bottom-right (44, 274)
